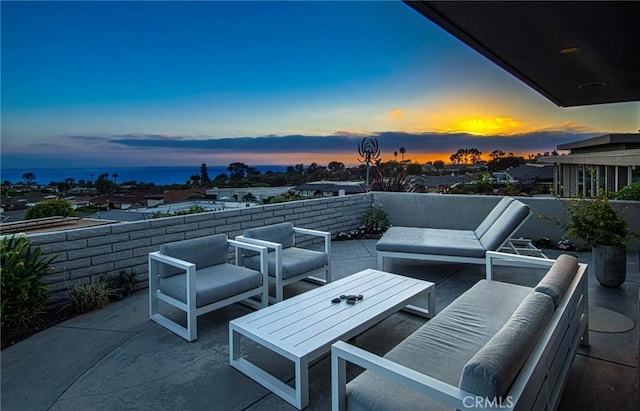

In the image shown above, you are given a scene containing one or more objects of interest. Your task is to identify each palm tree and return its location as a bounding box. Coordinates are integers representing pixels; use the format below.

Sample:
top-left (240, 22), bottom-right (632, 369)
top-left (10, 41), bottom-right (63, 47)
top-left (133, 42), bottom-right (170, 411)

top-left (112, 173), bottom-right (119, 184)
top-left (399, 147), bottom-right (406, 161)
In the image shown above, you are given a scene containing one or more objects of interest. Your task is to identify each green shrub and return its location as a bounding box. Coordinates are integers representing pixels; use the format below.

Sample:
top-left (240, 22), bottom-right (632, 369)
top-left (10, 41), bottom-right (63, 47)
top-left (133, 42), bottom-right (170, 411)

top-left (25, 199), bottom-right (74, 219)
top-left (68, 280), bottom-right (112, 313)
top-left (110, 270), bottom-right (136, 299)
top-left (1, 235), bottom-right (56, 330)
top-left (612, 182), bottom-right (640, 201)
top-left (362, 206), bottom-right (390, 234)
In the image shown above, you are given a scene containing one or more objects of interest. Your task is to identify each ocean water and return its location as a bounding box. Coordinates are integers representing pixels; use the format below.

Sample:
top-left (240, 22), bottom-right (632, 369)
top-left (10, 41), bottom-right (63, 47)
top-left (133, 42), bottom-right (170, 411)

top-left (1, 165), bottom-right (288, 186)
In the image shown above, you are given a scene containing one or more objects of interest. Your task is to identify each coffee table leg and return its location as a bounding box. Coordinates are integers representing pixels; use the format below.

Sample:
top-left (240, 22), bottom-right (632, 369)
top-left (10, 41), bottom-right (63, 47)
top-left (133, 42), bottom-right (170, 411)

top-left (404, 286), bottom-right (436, 318)
top-left (229, 324), bottom-right (309, 410)
top-left (295, 356), bottom-right (309, 409)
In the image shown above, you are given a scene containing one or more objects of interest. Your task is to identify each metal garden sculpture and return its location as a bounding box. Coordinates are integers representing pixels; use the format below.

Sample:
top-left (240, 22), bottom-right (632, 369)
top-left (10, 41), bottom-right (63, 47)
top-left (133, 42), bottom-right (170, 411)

top-left (358, 137), bottom-right (380, 189)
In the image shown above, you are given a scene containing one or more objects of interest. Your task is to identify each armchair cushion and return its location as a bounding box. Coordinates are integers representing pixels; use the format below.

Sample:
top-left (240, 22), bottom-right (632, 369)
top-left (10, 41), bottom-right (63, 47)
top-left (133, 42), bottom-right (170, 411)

top-left (159, 234), bottom-right (229, 277)
top-left (159, 263), bottom-right (263, 308)
top-left (243, 222), bottom-right (295, 249)
top-left (243, 247), bottom-right (328, 280)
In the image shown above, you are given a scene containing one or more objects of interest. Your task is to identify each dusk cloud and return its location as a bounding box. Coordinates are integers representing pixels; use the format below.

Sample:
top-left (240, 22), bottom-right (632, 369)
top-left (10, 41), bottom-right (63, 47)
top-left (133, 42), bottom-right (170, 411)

top-left (109, 130), bottom-right (598, 157)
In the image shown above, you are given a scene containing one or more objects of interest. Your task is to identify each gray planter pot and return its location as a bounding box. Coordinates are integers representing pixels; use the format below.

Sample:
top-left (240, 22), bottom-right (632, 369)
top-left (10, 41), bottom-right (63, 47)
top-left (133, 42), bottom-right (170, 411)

top-left (592, 245), bottom-right (626, 287)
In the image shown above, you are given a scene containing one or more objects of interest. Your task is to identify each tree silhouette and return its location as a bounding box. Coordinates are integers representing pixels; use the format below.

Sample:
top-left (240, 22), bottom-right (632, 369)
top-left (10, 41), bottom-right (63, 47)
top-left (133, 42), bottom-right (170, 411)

top-left (490, 150), bottom-right (505, 161)
top-left (450, 148), bottom-right (482, 165)
top-left (95, 173), bottom-right (116, 194)
top-left (399, 147), bottom-right (406, 161)
top-left (22, 172), bottom-right (36, 185)
top-left (112, 173), bottom-right (119, 184)
top-left (200, 163), bottom-right (210, 183)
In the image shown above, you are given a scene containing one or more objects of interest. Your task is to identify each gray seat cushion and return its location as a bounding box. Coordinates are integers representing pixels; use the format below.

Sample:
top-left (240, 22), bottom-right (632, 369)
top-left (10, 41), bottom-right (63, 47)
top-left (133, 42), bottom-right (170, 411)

top-left (534, 254), bottom-right (579, 307)
top-left (243, 247), bottom-right (328, 280)
top-left (346, 280), bottom-right (533, 411)
top-left (159, 263), bottom-right (262, 308)
top-left (243, 222), bottom-right (295, 249)
top-left (478, 200), bottom-right (531, 251)
top-left (159, 234), bottom-right (229, 278)
top-left (459, 291), bottom-right (555, 398)
top-left (375, 226), bottom-right (486, 258)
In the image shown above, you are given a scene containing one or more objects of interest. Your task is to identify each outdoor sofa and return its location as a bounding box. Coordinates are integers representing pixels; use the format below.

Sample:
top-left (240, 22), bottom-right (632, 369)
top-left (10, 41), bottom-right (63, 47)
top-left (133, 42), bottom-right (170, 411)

top-left (332, 251), bottom-right (589, 410)
top-left (376, 196), bottom-right (531, 269)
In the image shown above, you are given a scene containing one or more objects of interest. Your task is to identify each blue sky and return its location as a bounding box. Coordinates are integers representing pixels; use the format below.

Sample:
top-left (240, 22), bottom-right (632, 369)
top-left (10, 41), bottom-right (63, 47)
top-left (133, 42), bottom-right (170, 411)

top-left (2, 0), bottom-right (638, 170)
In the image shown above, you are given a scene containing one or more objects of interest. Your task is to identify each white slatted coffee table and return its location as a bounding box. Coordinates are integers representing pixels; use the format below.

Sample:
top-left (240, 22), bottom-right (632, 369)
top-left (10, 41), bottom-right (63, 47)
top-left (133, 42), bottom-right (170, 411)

top-left (229, 268), bottom-right (435, 409)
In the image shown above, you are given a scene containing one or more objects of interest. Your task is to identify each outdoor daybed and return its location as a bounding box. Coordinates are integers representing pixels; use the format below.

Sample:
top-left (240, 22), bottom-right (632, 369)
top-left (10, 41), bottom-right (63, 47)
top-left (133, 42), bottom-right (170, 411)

top-left (332, 251), bottom-right (589, 410)
top-left (376, 196), bottom-right (531, 270)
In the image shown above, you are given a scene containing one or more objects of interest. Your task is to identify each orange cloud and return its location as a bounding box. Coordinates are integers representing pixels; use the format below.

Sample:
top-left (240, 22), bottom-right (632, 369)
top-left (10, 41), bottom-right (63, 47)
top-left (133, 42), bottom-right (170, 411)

top-left (387, 108), bottom-right (406, 119)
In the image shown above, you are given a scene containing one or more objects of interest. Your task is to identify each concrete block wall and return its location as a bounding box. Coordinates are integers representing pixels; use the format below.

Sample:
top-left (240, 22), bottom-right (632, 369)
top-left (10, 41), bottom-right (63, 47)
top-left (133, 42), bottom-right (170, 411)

top-left (29, 193), bottom-right (372, 309)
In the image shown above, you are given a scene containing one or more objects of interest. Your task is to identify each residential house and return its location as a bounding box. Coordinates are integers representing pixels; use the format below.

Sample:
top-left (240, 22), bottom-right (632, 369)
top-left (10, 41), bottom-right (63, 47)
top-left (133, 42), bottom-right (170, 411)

top-left (539, 133), bottom-right (640, 197)
top-left (294, 181), bottom-right (368, 197)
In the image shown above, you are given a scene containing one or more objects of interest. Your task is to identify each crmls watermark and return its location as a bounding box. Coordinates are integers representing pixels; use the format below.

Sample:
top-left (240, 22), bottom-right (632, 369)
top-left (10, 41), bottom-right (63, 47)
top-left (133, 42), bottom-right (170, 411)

top-left (462, 395), bottom-right (515, 409)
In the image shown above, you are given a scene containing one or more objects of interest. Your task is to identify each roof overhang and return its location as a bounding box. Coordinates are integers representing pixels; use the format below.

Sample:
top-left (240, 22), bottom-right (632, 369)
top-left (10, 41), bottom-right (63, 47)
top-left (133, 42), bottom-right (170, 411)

top-left (539, 149), bottom-right (640, 167)
top-left (404, 1), bottom-right (640, 107)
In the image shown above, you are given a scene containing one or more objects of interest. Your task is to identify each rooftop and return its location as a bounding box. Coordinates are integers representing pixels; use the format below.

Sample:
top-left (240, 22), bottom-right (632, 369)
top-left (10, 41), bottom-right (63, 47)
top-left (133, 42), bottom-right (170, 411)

top-left (557, 133), bottom-right (640, 151)
top-left (2, 240), bottom-right (638, 410)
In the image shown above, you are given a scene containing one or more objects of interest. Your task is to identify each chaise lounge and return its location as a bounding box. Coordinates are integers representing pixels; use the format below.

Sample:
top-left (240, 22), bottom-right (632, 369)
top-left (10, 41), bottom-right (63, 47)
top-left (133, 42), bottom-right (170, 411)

top-left (376, 196), bottom-right (531, 270)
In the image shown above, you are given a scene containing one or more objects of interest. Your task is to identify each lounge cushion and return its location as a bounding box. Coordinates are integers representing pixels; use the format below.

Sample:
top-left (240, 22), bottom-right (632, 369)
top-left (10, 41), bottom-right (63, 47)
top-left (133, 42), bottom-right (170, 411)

top-left (159, 263), bottom-right (262, 308)
top-left (243, 222), bottom-right (295, 249)
top-left (459, 291), bottom-right (555, 399)
top-left (159, 234), bottom-right (229, 278)
top-left (375, 226), bottom-right (486, 258)
top-left (474, 196), bottom-right (515, 239)
top-left (478, 200), bottom-right (531, 251)
top-left (346, 280), bottom-right (533, 411)
top-left (534, 254), bottom-right (579, 307)
top-left (243, 247), bottom-right (328, 280)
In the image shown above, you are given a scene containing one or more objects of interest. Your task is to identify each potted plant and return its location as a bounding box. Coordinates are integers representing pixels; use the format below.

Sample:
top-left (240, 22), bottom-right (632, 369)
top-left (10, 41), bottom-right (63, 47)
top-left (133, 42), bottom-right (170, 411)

top-left (555, 192), bottom-right (636, 287)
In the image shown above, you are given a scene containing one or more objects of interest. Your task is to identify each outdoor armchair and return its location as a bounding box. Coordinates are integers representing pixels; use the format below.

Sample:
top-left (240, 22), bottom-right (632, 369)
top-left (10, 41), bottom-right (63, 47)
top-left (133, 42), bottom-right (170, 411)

top-left (236, 222), bottom-right (331, 303)
top-left (148, 234), bottom-right (268, 342)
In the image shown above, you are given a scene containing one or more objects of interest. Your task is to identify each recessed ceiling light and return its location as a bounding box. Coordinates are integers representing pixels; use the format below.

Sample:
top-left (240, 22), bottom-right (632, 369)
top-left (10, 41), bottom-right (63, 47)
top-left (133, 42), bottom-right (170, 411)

top-left (578, 82), bottom-right (607, 89)
top-left (559, 47), bottom-right (580, 54)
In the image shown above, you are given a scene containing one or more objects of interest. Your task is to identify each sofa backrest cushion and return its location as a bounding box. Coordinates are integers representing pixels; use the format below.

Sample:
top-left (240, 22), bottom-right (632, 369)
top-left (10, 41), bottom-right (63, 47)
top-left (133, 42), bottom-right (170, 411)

top-left (243, 222), bottom-right (295, 249)
top-left (459, 291), bottom-right (554, 399)
top-left (478, 200), bottom-right (530, 251)
top-left (534, 254), bottom-right (579, 307)
top-left (159, 234), bottom-right (229, 277)
top-left (474, 196), bottom-right (515, 239)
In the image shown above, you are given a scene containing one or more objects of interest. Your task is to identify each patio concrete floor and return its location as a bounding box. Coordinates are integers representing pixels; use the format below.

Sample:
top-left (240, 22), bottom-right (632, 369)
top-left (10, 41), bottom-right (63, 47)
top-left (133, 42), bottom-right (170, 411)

top-left (2, 240), bottom-right (638, 410)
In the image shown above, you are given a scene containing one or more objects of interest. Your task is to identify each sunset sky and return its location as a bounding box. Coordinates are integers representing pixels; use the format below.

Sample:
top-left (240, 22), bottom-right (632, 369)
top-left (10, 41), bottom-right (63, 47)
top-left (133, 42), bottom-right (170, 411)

top-left (2, 1), bottom-right (639, 170)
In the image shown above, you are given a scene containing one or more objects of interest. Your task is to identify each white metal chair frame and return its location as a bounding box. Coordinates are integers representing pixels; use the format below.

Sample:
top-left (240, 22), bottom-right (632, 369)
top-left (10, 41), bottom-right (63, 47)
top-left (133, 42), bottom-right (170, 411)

top-left (148, 239), bottom-right (268, 342)
top-left (236, 226), bottom-right (331, 303)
